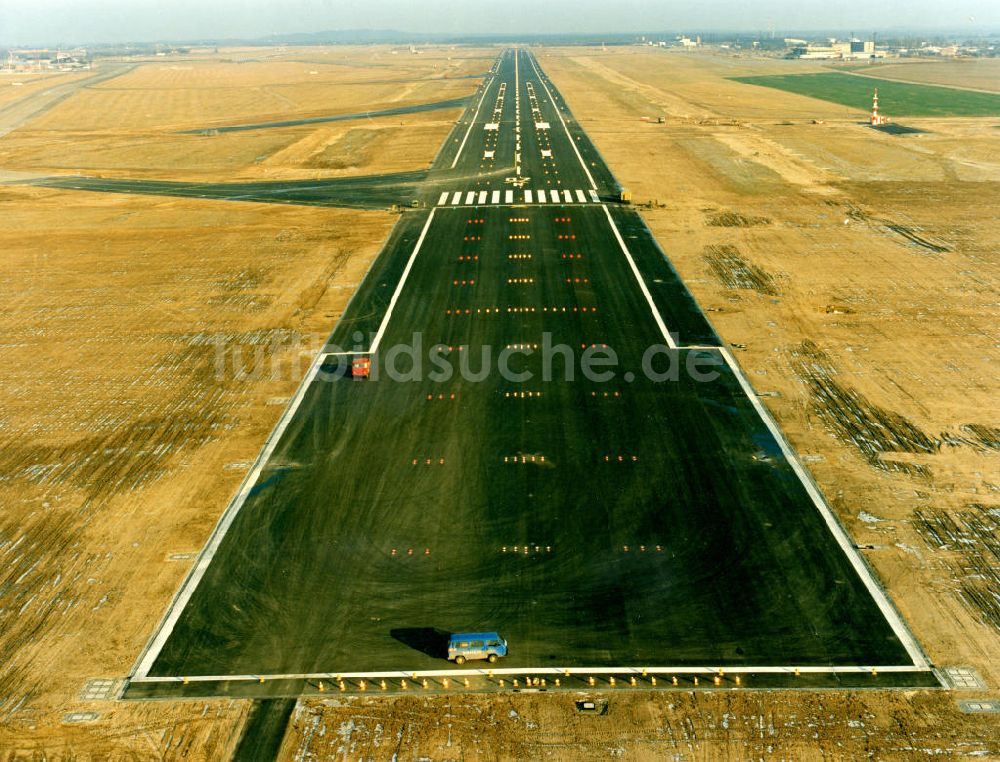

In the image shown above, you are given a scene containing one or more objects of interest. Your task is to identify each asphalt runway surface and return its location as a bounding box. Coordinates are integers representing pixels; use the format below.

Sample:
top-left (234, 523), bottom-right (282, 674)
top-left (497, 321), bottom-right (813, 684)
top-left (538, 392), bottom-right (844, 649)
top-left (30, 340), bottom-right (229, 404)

top-left (128, 49), bottom-right (933, 694)
top-left (179, 95), bottom-right (471, 134)
top-left (32, 170), bottom-right (433, 210)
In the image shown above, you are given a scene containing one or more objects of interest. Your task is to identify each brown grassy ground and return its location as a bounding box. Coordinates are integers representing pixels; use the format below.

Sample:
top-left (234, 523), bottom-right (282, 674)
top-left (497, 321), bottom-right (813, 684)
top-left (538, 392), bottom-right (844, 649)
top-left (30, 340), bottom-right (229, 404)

top-left (2, 44), bottom-right (998, 760)
top-left (0, 185), bottom-right (397, 758)
top-left (0, 45), bottom-right (488, 181)
top-left (0, 47), bottom-right (483, 759)
top-left (846, 58), bottom-right (1000, 92)
top-left (0, 71), bottom-right (92, 109)
top-left (517, 44), bottom-right (999, 758)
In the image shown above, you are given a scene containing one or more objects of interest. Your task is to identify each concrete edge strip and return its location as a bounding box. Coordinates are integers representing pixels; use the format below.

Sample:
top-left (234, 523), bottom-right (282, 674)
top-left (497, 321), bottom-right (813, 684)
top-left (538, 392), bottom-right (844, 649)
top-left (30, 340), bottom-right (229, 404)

top-left (131, 664), bottom-right (933, 684)
top-left (369, 209), bottom-right (437, 354)
top-left (450, 68), bottom-right (498, 169)
top-left (716, 346), bottom-right (929, 669)
top-left (600, 204), bottom-right (678, 350)
top-left (131, 340), bottom-right (333, 677)
top-left (526, 51), bottom-right (597, 191)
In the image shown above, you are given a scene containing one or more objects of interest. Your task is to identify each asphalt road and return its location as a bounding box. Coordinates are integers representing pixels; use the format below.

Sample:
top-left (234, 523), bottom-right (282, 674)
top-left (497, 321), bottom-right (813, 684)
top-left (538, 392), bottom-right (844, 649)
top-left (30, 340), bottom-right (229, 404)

top-left (179, 96), bottom-right (471, 134)
top-left (33, 170), bottom-right (433, 211)
top-left (0, 63), bottom-right (135, 139)
top-left (130, 49), bottom-right (931, 692)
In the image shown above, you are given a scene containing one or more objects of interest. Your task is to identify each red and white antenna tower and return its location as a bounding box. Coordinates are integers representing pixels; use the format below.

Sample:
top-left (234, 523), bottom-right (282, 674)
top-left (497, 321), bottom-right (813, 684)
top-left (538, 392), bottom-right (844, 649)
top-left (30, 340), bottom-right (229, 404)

top-left (870, 88), bottom-right (888, 125)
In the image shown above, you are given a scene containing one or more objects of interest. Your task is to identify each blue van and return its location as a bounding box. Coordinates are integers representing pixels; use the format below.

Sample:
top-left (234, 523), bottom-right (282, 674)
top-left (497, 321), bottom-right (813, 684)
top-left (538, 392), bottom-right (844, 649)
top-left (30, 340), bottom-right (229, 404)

top-left (447, 632), bottom-right (507, 665)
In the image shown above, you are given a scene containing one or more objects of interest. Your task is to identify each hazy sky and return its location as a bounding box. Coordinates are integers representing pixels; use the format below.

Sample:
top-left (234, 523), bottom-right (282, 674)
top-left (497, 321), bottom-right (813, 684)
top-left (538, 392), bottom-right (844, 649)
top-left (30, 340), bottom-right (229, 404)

top-left (1, 0), bottom-right (996, 46)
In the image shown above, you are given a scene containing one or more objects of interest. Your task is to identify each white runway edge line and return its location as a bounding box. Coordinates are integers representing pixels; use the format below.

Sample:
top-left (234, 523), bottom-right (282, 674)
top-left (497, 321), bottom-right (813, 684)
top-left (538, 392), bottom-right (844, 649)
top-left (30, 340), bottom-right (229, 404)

top-left (369, 209), bottom-right (437, 355)
top-left (716, 346), bottom-right (930, 670)
top-left (526, 51), bottom-right (597, 191)
top-left (601, 204), bottom-right (677, 350)
top-left (130, 664), bottom-right (931, 684)
top-left (536, 33), bottom-right (923, 664)
top-left (603, 202), bottom-right (926, 667)
top-left (131, 209), bottom-right (439, 678)
top-left (450, 59), bottom-right (499, 169)
top-left (132, 340), bottom-right (332, 677)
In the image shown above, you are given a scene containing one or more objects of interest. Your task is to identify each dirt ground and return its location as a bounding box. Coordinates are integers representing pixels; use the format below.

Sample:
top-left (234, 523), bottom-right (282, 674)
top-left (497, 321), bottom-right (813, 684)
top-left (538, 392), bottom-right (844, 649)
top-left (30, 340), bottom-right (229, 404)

top-left (280, 689), bottom-right (998, 760)
top-left (1, 45), bottom-right (998, 760)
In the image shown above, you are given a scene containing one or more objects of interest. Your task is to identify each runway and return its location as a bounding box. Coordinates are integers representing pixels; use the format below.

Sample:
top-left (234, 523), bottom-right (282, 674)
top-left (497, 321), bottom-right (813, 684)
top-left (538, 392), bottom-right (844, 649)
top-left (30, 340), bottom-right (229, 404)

top-left (126, 49), bottom-right (933, 697)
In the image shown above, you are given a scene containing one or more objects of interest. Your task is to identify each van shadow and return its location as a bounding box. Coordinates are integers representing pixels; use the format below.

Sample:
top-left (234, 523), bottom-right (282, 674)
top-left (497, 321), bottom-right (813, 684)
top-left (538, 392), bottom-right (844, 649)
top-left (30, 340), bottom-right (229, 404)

top-left (390, 627), bottom-right (451, 660)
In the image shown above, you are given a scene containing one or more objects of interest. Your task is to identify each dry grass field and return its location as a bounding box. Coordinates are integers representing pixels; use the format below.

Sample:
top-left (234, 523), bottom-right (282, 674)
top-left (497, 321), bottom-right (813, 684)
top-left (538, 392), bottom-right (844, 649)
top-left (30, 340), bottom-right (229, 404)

top-left (533, 43), bottom-right (1000, 755)
top-left (0, 186), bottom-right (399, 758)
top-left (0, 47), bottom-right (484, 758)
top-left (1, 44), bottom-right (998, 760)
top-left (0, 71), bottom-right (91, 109)
top-left (0, 45), bottom-right (490, 181)
top-left (848, 58), bottom-right (1000, 92)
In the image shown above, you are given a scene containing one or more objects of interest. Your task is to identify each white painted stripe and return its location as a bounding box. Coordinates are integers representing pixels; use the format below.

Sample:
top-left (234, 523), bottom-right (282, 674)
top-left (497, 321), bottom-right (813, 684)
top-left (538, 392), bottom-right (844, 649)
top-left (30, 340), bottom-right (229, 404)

top-left (438, 191), bottom-right (449, 206)
top-left (491, 190), bottom-right (501, 204)
top-left (550, 190), bottom-right (560, 203)
top-left (371, 210), bottom-right (437, 354)
top-left (478, 190), bottom-right (487, 205)
top-left (563, 189), bottom-right (573, 203)
top-left (524, 190), bottom-right (533, 203)
top-left (576, 189), bottom-right (587, 203)
top-left (451, 192), bottom-right (462, 206)
top-left (535, 189), bottom-right (545, 203)
top-left (133, 350), bottom-right (331, 676)
top-left (505, 190), bottom-right (514, 204)
top-left (465, 191), bottom-right (475, 205)
top-left (132, 209), bottom-right (441, 678)
top-left (589, 189), bottom-right (600, 203)
top-left (451, 73), bottom-right (496, 169)
top-left (601, 204), bottom-right (676, 350)
top-left (716, 346), bottom-right (929, 669)
top-left (132, 664), bottom-right (932, 684)
top-left (527, 53), bottom-right (597, 190)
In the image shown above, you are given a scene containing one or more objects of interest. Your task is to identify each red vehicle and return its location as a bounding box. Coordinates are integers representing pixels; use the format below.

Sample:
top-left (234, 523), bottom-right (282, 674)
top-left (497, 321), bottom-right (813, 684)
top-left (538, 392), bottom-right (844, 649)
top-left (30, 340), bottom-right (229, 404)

top-left (352, 356), bottom-right (371, 378)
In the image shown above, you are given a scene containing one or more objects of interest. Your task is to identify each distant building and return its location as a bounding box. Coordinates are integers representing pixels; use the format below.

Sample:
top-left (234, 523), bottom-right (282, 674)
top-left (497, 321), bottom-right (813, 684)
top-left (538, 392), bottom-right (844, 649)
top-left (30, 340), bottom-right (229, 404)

top-left (788, 38), bottom-right (883, 60)
top-left (3, 48), bottom-right (89, 71)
